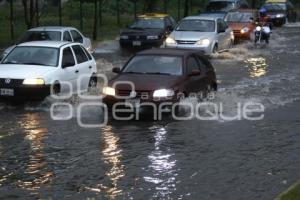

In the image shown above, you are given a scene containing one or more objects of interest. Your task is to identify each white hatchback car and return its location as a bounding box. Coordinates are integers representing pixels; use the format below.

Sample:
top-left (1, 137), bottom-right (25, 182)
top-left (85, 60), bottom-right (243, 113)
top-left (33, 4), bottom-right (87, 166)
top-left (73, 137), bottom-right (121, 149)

top-left (1, 26), bottom-right (92, 60)
top-left (165, 16), bottom-right (234, 55)
top-left (0, 41), bottom-right (97, 100)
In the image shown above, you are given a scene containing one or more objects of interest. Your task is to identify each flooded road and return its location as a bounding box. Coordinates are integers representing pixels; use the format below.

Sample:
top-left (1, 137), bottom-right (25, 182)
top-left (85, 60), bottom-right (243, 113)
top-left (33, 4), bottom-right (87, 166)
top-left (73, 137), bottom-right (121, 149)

top-left (1, 24), bottom-right (300, 199)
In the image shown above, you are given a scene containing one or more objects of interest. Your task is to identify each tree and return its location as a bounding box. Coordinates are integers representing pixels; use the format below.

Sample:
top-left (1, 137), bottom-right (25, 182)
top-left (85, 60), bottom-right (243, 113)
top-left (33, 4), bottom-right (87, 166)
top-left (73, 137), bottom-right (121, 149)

top-left (22, 0), bottom-right (36, 29)
top-left (93, 0), bottom-right (98, 40)
top-left (184, 0), bottom-right (189, 17)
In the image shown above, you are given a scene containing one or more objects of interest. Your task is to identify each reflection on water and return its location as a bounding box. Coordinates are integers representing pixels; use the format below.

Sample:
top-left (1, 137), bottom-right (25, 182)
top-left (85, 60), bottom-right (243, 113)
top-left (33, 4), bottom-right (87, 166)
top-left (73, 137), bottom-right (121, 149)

top-left (17, 113), bottom-right (52, 195)
top-left (84, 125), bottom-right (125, 199)
top-left (144, 126), bottom-right (178, 199)
top-left (245, 57), bottom-right (268, 78)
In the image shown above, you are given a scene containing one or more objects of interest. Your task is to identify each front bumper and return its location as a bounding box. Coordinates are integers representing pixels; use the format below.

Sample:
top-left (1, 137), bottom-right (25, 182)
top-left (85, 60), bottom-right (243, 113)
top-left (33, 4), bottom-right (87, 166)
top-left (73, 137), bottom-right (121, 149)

top-left (103, 95), bottom-right (179, 113)
top-left (119, 39), bottom-right (163, 48)
top-left (0, 85), bottom-right (51, 101)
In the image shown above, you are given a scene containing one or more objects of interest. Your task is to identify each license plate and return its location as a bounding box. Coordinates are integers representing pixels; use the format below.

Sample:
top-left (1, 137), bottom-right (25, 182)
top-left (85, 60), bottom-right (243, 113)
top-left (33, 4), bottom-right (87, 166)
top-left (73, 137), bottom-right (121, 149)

top-left (132, 41), bottom-right (141, 46)
top-left (0, 88), bottom-right (14, 96)
top-left (125, 98), bottom-right (140, 107)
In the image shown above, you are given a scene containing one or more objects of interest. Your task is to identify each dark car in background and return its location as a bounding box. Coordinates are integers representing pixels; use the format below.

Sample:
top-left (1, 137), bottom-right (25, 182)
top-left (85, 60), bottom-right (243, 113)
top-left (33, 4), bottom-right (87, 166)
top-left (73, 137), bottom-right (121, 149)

top-left (119, 13), bottom-right (176, 49)
top-left (263, 3), bottom-right (287, 26)
top-left (102, 49), bottom-right (217, 112)
top-left (265, 0), bottom-right (297, 23)
top-left (205, 0), bottom-right (249, 13)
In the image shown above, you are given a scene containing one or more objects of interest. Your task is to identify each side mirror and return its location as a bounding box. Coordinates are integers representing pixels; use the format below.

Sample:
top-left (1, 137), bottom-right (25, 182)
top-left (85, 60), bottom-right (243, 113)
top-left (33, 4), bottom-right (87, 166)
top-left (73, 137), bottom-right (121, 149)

top-left (112, 67), bottom-right (121, 73)
top-left (62, 62), bottom-right (74, 68)
top-left (188, 69), bottom-right (201, 76)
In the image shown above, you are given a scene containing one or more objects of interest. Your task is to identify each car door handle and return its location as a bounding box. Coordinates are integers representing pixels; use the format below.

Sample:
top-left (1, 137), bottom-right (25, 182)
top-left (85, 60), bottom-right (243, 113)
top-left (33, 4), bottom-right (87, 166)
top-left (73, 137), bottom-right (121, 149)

top-left (75, 70), bottom-right (79, 73)
top-left (89, 66), bottom-right (92, 69)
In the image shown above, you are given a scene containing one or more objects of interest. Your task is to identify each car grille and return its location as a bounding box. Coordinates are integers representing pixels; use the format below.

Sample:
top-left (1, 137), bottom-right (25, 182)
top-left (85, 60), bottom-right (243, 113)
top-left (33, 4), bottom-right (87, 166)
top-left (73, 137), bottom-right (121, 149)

top-left (233, 30), bottom-right (241, 34)
top-left (0, 78), bottom-right (24, 88)
top-left (176, 40), bottom-right (197, 45)
top-left (117, 90), bottom-right (151, 99)
top-left (129, 35), bottom-right (147, 40)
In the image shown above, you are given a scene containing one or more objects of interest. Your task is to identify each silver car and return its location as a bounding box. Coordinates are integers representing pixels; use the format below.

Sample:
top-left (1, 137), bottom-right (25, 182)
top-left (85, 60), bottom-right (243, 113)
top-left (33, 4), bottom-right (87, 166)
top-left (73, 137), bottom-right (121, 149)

top-left (1, 26), bottom-right (92, 60)
top-left (165, 16), bottom-right (234, 55)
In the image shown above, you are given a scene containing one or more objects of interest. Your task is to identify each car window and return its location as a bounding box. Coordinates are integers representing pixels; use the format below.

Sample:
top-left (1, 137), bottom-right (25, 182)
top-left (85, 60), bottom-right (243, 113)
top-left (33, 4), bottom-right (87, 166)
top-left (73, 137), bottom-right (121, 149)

top-left (72, 45), bottom-right (88, 64)
top-left (130, 18), bottom-right (165, 29)
top-left (81, 46), bottom-right (92, 60)
top-left (20, 31), bottom-right (61, 43)
top-left (187, 56), bottom-right (200, 73)
top-left (123, 55), bottom-right (183, 76)
top-left (70, 30), bottom-right (83, 43)
top-left (2, 46), bottom-right (59, 67)
top-left (62, 47), bottom-right (75, 67)
top-left (63, 31), bottom-right (72, 42)
top-left (176, 19), bottom-right (215, 32)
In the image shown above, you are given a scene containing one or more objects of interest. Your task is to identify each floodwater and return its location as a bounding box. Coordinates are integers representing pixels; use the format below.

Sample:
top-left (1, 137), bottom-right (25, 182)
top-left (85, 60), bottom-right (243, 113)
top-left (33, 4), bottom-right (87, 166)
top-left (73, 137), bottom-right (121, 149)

top-left (0, 24), bottom-right (300, 200)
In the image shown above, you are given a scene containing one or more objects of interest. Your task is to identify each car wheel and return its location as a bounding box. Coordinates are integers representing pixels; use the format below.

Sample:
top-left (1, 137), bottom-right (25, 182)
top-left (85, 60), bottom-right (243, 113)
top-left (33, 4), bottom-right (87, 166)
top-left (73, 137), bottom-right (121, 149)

top-left (88, 75), bottom-right (98, 93)
top-left (52, 82), bottom-right (61, 95)
top-left (213, 44), bottom-right (218, 54)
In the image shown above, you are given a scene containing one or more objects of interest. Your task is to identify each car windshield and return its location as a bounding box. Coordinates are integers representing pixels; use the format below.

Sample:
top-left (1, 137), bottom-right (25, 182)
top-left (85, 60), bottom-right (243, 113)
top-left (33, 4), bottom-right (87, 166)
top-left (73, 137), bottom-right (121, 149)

top-left (123, 55), bottom-right (183, 76)
top-left (2, 46), bottom-right (59, 67)
top-left (130, 18), bottom-right (165, 29)
top-left (206, 1), bottom-right (235, 12)
top-left (176, 19), bottom-right (215, 32)
top-left (225, 12), bottom-right (254, 23)
top-left (20, 31), bottom-right (61, 43)
top-left (264, 4), bottom-right (285, 11)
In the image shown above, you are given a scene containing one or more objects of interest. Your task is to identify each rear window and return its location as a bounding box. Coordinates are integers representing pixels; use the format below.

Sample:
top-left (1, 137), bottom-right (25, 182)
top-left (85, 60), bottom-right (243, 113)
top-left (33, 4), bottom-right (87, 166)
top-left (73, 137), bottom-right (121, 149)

top-left (20, 31), bottom-right (61, 43)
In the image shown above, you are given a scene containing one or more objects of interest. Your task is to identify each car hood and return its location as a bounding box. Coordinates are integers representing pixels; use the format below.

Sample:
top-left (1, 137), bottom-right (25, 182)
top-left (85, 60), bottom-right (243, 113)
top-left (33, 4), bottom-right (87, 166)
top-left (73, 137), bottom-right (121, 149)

top-left (171, 31), bottom-right (215, 41)
top-left (228, 22), bottom-right (252, 30)
top-left (121, 28), bottom-right (164, 36)
top-left (0, 64), bottom-right (56, 79)
top-left (109, 74), bottom-right (183, 91)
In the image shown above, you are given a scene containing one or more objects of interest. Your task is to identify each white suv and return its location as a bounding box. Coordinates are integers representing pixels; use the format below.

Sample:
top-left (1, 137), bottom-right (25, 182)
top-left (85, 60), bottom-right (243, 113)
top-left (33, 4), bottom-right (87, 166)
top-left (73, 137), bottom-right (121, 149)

top-left (0, 41), bottom-right (97, 100)
top-left (1, 26), bottom-right (92, 60)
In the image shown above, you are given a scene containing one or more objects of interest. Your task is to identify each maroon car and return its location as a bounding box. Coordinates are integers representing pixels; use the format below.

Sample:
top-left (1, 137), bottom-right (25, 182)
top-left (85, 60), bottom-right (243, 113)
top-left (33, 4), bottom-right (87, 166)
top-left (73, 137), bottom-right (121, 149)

top-left (102, 48), bottom-right (217, 112)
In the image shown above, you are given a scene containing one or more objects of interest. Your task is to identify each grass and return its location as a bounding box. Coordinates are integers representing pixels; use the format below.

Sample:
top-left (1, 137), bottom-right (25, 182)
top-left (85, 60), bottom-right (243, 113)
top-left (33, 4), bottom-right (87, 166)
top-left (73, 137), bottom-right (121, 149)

top-left (0, 1), bottom-right (204, 47)
top-left (276, 181), bottom-right (300, 200)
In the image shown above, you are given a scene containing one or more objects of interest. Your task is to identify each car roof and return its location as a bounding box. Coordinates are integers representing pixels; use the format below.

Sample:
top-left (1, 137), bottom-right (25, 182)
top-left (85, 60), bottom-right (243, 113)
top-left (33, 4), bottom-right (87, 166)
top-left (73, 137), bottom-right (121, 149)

top-left (199, 12), bottom-right (227, 19)
top-left (138, 13), bottom-right (169, 19)
top-left (17, 41), bottom-right (71, 48)
top-left (28, 26), bottom-right (76, 31)
top-left (183, 15), bottom-right (218, 21)
top-left (136, 48), bottom-right (205, 57)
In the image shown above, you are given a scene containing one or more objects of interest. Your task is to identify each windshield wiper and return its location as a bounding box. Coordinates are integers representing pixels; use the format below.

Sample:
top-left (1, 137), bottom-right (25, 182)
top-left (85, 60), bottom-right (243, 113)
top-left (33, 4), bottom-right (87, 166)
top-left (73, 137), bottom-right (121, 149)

top-left (2, 61), bottom-right (20, 64)
top-left (124, 71), bottom-right (145, 74)
top-left (23, 62), bottom-right (48, 66)
top-left (146, 72), bottom-right (172, 75)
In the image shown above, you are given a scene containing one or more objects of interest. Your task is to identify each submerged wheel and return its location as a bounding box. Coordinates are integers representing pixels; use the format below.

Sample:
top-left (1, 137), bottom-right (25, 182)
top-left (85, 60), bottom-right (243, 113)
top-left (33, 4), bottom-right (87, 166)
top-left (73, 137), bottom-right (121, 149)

top-left (213, 44), bottom-right (218, 54)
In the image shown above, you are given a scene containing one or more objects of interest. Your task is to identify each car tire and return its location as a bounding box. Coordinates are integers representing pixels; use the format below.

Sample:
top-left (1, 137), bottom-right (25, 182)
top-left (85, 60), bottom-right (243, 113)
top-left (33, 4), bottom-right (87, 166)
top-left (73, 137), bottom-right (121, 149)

top-left (213, 44), bottom-right (218, 54)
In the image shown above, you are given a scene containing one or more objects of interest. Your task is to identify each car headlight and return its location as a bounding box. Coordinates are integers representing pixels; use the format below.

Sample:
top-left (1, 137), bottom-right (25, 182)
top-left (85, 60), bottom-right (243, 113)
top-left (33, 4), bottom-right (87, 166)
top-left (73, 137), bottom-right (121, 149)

top-left (23, 78), bottom-right (45, 85)
top-left (240, 27), bottom-right (249, 34)
top-left (276, 14), bottom-right (284, 18)
top-left (165, 37), bottom-right (177, 45)
top-left (256, 26), bottom-right (262, 31)
top-left (153, 89), bottom-right (174, 98)
top-left (147, 35), bottom-right (159, 40)
top-left (195, 39), bottom-right (210, 46)
top-left (120, 35), bottom-right (129, 40)
top-left (102, 87), bottom-right (116, 96)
